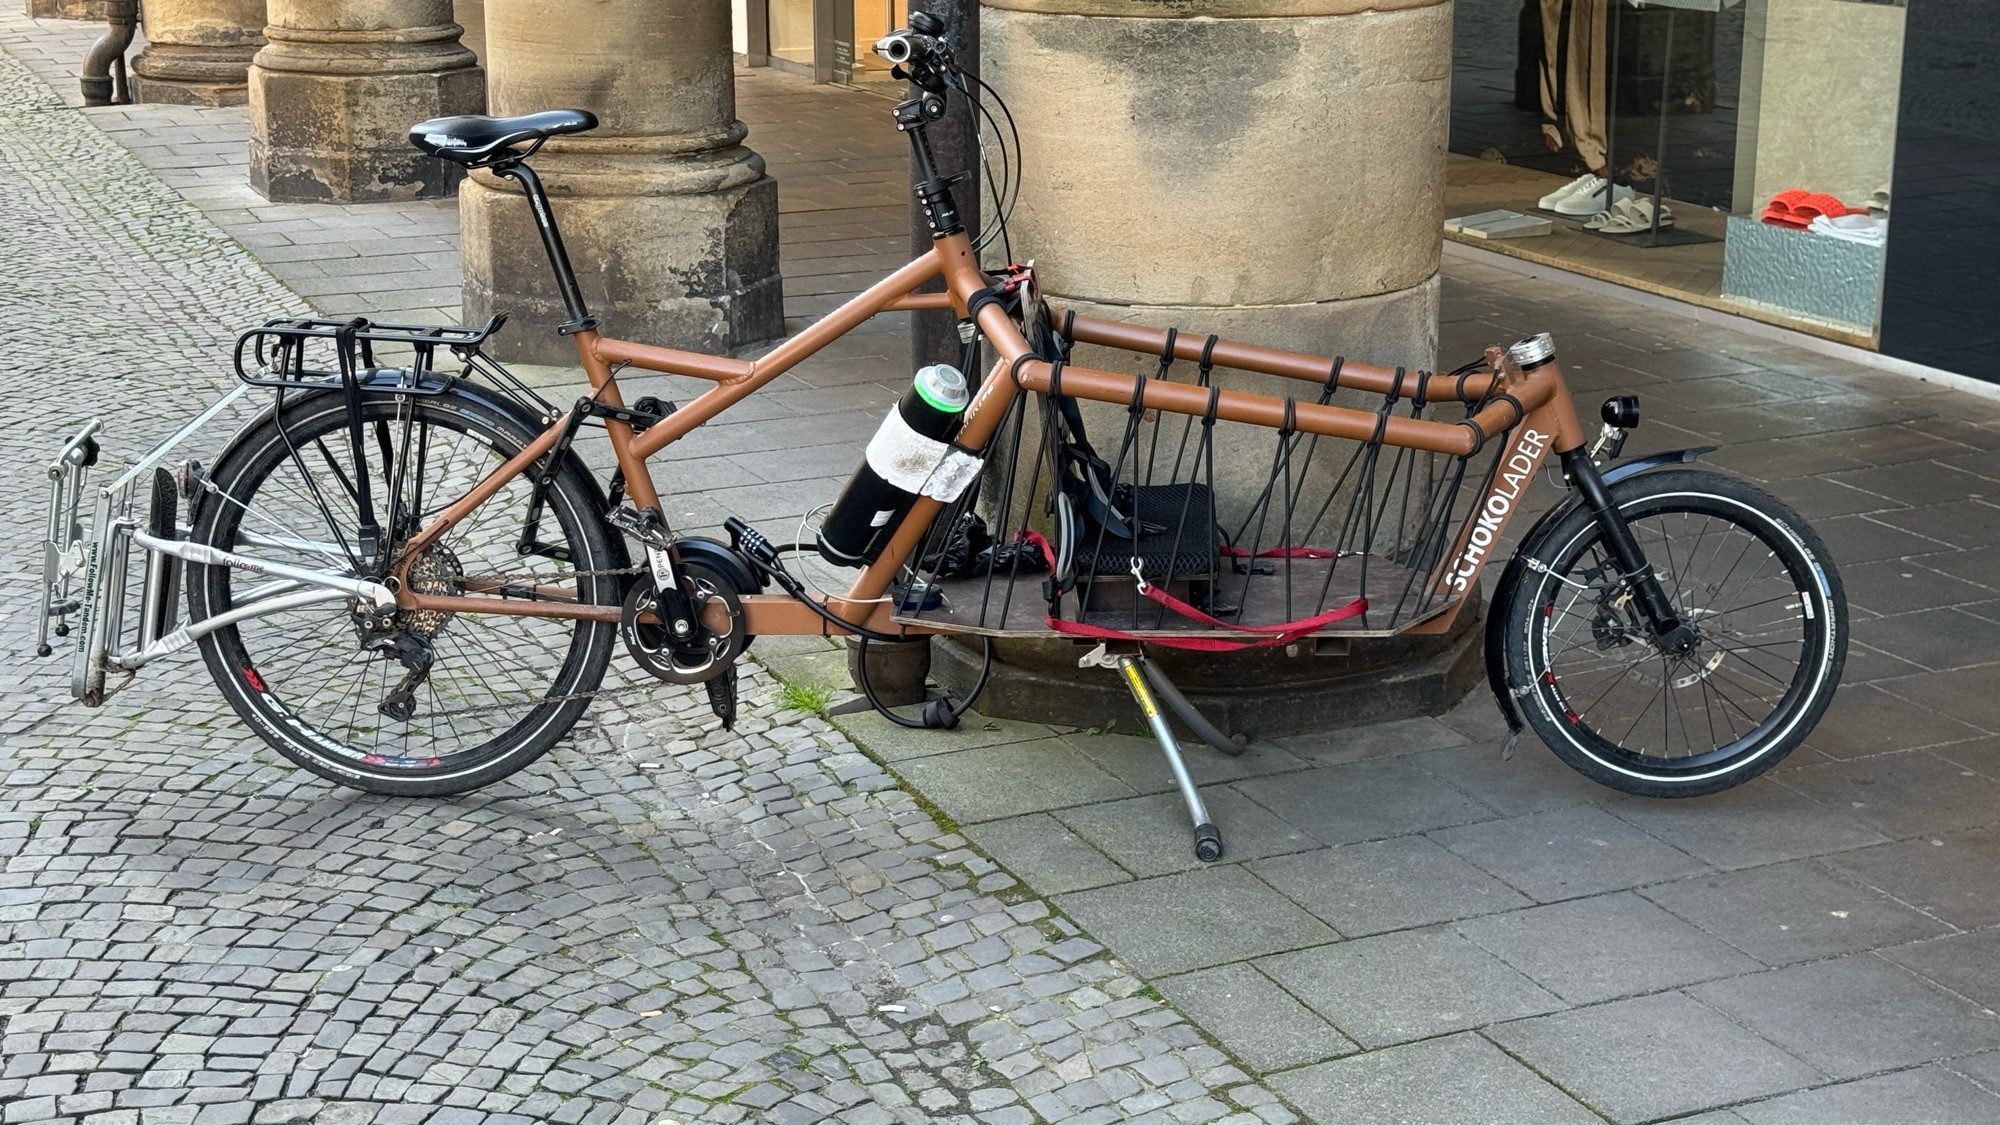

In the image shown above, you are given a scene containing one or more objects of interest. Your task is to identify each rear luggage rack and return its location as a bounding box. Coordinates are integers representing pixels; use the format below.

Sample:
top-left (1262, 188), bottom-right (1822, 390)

top-left (234, 314), bottom-right (507, 393)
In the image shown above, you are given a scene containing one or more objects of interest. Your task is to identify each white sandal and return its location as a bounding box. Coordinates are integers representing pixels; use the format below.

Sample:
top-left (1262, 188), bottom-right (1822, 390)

top-left (1600, 199), bottom-right (1674, 234)
top-left (1584, 198), bottom-right (1644, 231)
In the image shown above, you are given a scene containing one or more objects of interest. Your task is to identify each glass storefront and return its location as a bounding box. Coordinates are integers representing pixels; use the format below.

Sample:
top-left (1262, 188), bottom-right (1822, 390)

top-left (1447, 0), bottom-right (1907, 346)
top-left (769, 0), bottom-right (815, 69)
top-left (758, 0), bottom-right (909, 82)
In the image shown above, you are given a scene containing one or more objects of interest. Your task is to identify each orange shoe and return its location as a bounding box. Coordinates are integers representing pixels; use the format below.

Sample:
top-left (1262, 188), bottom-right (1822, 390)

top-left (1762, 188), bottom-right (1811, 228)
top-left (1793, 192), bottom-right (1856, 222)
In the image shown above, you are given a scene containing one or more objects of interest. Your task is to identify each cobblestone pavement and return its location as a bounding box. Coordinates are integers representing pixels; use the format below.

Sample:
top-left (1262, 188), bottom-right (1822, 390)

top-left (12, 9), bottom-right (2000, 1125)
top-left (0, 36), bottom-right (1291, 1125)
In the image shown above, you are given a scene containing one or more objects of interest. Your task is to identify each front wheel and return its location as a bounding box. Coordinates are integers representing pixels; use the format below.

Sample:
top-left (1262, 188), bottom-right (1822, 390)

top-left (1501, 469), bottom-right (1846, 797)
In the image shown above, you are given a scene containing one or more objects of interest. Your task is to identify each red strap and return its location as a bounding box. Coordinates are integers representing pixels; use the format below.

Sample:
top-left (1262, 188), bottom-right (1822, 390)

top-left (1046, 615), bottom-right (1273, 652)
top-left (1047, 584), bottom-right (1368, 652)
top-left (1024, 528), bottom-right (1365, 651)
top-left (1021, 529), bottom-right (1055, 570)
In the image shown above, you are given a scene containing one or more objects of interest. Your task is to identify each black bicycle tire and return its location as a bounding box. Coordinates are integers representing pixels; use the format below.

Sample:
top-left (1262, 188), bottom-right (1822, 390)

top-left (186, 390), bottom-right (620, 796)
top-left (1503, 469), bottom-right (1846, 797)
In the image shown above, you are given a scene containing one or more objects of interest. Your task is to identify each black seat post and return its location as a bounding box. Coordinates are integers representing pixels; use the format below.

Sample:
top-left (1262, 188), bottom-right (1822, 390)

top-left (492, 160), bottom-right (594, 334)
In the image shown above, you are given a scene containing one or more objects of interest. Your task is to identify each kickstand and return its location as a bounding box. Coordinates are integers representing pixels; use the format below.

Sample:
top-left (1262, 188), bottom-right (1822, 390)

top-left (1082, 644), bottom-right (1224, 862)
top-left (705, 665), bottom-right (738, 731)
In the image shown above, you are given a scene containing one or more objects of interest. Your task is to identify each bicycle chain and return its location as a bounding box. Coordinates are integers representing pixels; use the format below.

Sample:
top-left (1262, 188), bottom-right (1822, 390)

top-left (407, 563), bottom-right (702, 722)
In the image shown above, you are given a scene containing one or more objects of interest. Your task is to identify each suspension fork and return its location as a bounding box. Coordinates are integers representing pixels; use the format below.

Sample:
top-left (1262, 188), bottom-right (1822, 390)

top-left (1560, 448), bottom-right (1696, 654)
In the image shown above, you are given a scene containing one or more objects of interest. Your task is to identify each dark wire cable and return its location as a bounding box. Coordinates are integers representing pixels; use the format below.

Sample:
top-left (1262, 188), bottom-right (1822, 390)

top-left (741, 550), bottom-right (913, 644)
top-left (950, 66), bottom-right (1010, 228)
top-left (953, 64), bottom-right (1021, 259)
top-left (957, 71), bottom-right (1012, 258)
top-left (855, 634), bottom-right (995, 729)
top-left (976, 69), bottom-right (1023, 243)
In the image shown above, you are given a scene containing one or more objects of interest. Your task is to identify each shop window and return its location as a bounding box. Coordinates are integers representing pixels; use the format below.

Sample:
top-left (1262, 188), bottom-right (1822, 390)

top-left (1447, 0), bottom-right (1906, 347)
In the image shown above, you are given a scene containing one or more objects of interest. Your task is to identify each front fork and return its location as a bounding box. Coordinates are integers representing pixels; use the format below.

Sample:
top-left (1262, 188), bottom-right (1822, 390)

top-left (1486, 450), bottom-right (1699, 758)
top-left (1559, 449), bottom-right (1697, 655)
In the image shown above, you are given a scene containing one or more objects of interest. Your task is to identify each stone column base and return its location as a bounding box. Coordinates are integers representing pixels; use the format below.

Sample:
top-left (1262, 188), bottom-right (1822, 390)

top-left (249, 30), bottom-right (483, 203)
top-left (132, 43), bottom-right (256, 105)
top-left (460, 151), bottom-right (783, 364)
top-left (932, 589), bottom-right (1484, 740)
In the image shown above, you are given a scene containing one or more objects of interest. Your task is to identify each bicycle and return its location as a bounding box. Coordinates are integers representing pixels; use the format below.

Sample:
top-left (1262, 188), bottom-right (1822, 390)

top-left (38, 13), bottom-right (1846, 861)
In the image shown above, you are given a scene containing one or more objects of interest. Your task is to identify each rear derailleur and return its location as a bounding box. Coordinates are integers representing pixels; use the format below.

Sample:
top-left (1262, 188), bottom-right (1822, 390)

top-left (367, 631), bottom-right (435, 723)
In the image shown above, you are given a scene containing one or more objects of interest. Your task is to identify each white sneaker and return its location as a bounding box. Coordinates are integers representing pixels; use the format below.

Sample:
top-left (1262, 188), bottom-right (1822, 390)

top-left (1555, 181), bottom-right (1634, 217)
top-left (1537, 173), bottom-right (1602, 211)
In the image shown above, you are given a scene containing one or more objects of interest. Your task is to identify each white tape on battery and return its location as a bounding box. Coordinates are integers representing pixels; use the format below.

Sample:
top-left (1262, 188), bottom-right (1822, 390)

top-left (864, 408), bottom-right (952, 493)
top-left (921, 447), bottom-right (983, 503)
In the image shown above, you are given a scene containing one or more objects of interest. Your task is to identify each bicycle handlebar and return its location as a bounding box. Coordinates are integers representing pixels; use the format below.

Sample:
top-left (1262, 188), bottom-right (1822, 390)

top-left (873, 29), bottom-right (936, 67)
top-left (874, 11), bottom-right (953, 91)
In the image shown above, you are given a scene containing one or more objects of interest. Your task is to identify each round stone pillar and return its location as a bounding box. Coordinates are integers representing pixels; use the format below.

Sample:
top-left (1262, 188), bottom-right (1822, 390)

top-left (132, 0), bottom-right (266, 106)
top-left (937, 0), bottom-right (1471, 736)
top-left (248, 2), bottom-right (483, 203)
top-left (981, 0), bottom-right (1449, 367)
top-left (459, 0), bottom-right (782, 364)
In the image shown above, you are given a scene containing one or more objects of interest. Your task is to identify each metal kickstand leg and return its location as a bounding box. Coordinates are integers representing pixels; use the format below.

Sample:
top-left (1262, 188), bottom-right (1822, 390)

top-left (1083, 643), bottom-right (1224, 862)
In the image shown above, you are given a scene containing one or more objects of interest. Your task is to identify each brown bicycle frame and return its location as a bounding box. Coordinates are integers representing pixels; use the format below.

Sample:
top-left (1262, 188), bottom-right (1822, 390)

top-left (395, 228), bottom-right (1592, 640)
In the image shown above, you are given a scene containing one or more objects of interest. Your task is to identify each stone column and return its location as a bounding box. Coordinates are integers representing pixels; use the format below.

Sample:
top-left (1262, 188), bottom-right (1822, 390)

top-left (459, 0), bottom-right (782, 364)
top-left (248, 1), bottom-right (483, 203)
top-left (132, 0), bottom-right (265, 106)
top-left (981, 0), bottom-right (1450, 371)
top-left (934, 0), bottom-right (1471, 736)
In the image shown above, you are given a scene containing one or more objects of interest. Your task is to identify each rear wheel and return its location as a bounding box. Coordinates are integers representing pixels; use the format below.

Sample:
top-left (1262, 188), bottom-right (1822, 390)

top-left (1502, 469), bottom-right (1845, 797)
top-left (187, 390), bottom-right (623, 796)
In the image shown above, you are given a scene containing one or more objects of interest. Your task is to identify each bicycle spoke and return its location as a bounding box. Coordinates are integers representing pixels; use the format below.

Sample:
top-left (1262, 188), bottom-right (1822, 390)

top-left (200, 396), bottom-right (606, 776)
top-left (1536, 500), bottom-right (1817, 769)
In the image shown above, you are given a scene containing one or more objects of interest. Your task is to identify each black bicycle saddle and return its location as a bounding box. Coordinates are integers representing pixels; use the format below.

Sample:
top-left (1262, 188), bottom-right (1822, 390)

top-left (408, 110), bottom-right (598, 166)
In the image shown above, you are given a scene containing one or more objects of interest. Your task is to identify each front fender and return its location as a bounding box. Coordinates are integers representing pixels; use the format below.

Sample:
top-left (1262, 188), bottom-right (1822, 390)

top-left (1481, 446), bottom-right (1715, 749)
top-left (1510, 447), bottom-right (1718, 563)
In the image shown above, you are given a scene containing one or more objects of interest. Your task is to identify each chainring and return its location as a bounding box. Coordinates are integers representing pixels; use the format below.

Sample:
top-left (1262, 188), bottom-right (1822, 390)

top-left (621, 560), bottom-right (746, 684)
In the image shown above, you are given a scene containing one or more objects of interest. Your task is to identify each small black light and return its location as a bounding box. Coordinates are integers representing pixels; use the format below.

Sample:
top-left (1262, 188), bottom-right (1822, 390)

top-left (1601, 395), bottom-right (1641, 429)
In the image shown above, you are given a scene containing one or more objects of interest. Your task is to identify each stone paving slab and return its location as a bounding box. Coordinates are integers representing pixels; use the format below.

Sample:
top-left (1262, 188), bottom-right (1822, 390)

top-left (1453, 892), bottom-right (1762, 1006)
top-left (1486, 993), bottom-right (1825, 1123)
top-left (1152, 964), bottom-right (1355, 1075)
top-left (1257, 927), bottom-right (1562, 1049)
top-left (1688, 955), bottom-right (2000, 1081)
top-left (1246, 836), bottom-right (1531, 938)
top-left (10, 7), bottom-right (2000, 1122)
top-left (1733, 1067), bottom-right (2000, 1125)
top-left (1266, 1033), bottom-right (1603, 1124)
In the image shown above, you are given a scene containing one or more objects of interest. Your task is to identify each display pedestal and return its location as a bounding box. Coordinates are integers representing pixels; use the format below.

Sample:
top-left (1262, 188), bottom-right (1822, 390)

top-left (1587, 223), bottom-right (1717, 248)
